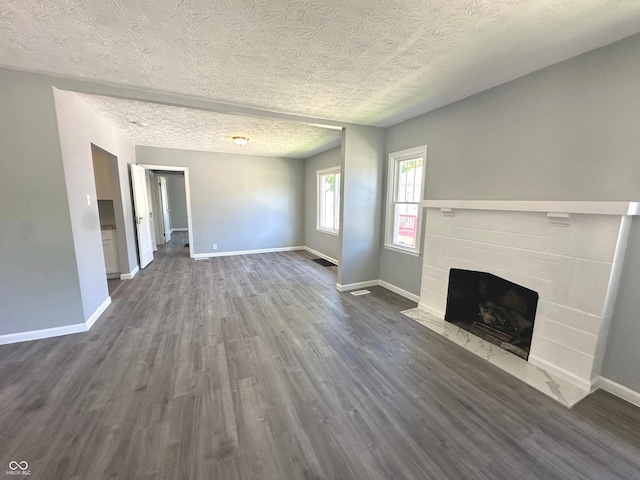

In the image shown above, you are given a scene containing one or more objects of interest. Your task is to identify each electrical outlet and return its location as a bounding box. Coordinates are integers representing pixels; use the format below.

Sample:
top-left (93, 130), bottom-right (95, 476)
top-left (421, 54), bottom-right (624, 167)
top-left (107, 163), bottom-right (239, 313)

top-left (213, 244), bottom-right (217, 250)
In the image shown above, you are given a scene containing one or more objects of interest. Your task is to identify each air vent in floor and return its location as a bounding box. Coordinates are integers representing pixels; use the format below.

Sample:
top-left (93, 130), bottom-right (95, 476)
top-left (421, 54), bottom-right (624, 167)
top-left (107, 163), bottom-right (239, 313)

top-left (311, 258), bottom-right (336, 267)
top-left (350, 290), bottom-right (371, 296)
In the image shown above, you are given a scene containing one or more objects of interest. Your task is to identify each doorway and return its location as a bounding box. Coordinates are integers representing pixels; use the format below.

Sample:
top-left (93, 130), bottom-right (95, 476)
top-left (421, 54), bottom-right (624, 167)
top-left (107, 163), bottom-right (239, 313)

top-left (149, 173), bottom-right (187, 247)
top-left (139, 164), bottom-right (194, 258)
top-left (91, 144), bottom-right (127, 280)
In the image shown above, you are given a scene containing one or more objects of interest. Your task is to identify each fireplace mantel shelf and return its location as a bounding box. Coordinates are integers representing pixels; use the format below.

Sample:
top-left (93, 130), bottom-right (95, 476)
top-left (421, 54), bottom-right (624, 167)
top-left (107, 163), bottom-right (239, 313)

top-left (421, 200), bottom-right (640, 216)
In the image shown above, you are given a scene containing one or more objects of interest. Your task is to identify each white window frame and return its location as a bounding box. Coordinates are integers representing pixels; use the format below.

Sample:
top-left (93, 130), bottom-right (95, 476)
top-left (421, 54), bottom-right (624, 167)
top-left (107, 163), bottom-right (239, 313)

top-left (384, 145), bottom-right (427, 257)
top-left (316, 166), bottom-right (341, 236)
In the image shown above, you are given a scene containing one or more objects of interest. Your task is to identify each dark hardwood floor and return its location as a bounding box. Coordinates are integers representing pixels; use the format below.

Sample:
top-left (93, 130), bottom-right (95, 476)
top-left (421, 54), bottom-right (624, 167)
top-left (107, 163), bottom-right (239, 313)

top-left (1, 232), bottom-right (640, 479)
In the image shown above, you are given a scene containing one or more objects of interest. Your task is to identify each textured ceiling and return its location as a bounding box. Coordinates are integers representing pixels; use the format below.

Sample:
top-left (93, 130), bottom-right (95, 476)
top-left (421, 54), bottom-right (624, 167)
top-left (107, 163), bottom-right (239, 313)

top-left (2, 0), bottom-right (640, 154)
top-left (75, 93), bottom-right (341, 157)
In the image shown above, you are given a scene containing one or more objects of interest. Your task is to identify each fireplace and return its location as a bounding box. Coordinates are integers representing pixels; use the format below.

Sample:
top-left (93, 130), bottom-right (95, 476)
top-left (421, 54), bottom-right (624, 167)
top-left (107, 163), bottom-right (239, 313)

top-left (445, 269), bottom-right (538, 360)
top-left (417, 200), bottom-right (638, 392)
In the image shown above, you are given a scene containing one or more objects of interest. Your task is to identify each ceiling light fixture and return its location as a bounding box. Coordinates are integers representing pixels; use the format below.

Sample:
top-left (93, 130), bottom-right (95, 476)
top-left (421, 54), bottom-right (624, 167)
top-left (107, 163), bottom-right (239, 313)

top-left (233, 136), bottom-right (249, 146)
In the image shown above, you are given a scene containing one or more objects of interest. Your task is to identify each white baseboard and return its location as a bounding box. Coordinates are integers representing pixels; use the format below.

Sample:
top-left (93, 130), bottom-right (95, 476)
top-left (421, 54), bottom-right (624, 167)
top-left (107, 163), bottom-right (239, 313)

top-left (171, 228), bottom-right (188, 233)
top-left (528, 354), bottom-right (593, 393)
top-left (334, 278), bottom-right (421, 302)
top-left (193, 246), bottom-right (305, 259)
top-left (378, 280), bottom-right (420, 303)
top-left (0, 296), bottom-right (111, 346)
top-left (0, 323), bottom-right (87, 346)
top-left (595, 376), bottom-right (640, 407)
top-left (120, 265), bottom-right (139, 280)
top-left (336, 280), bottom-right (379, 291)
top-left (86, 297), bottom-right (111, 330)
top-left (304, 246), bottom-right (338, 265)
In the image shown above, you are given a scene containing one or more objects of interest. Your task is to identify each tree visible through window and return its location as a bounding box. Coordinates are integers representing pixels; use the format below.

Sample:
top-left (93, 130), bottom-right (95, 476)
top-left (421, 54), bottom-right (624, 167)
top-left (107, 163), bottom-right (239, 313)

top-left (385, 146), bottom-right (427, 255)
top-left (317, 166), bottom-right (341, 234)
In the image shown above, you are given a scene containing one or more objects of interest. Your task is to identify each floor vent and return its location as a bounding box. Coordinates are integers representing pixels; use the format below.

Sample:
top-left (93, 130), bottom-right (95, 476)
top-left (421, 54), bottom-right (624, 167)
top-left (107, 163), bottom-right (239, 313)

top-left (311, 258), bottom-right (336, 267)
top-left (350, 289), bottom-right (371, 296)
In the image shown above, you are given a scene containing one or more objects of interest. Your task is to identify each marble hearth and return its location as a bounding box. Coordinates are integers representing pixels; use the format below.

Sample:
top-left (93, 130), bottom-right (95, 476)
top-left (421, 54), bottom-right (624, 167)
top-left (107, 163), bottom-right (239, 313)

top-left (410, 200), bottom-right (639, 405)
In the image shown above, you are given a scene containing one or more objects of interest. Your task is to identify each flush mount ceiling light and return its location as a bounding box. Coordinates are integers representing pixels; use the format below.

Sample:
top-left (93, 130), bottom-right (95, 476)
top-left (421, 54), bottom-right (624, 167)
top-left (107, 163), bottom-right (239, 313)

top-left (232, 136), bottom-right (249, 146)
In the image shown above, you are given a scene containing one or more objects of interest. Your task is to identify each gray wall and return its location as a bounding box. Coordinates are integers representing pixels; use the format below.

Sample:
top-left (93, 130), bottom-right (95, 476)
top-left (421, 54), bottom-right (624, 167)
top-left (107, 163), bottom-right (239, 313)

top-left (603, 219), bottom-right (640, 391)
top-left (165, 174), bottom-right (188, 230)
top-left (136, 147), bottom-right (304, 255)
top-left (53, 88), bottom-right (138, 320)
top-left (304, 147), bottom-right (341, 262)
top-left (338, 126), bottom-right (385, 286)
top-left (0, 69), bottom-right (85, 335)
top-left (380, 32), bottom-right (640, 392)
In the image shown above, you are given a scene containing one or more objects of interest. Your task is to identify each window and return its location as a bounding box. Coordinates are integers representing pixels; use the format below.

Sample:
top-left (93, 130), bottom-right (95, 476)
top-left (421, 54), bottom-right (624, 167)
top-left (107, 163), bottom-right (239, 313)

top-left (385, 146), bottom-right (427, 256)
top-left (317, 166), bottom-right (341, 235)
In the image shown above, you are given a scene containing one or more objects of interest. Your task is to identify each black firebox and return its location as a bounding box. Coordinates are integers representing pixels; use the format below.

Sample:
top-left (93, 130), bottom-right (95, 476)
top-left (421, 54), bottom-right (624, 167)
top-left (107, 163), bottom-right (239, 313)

top-left (444, 269), bottom-right (539, 360)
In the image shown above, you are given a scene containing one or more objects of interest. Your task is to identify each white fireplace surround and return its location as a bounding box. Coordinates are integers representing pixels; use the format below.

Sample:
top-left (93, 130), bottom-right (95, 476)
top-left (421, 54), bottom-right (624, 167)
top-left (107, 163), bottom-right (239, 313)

top-left (418, 200), bottom-right (639, 393)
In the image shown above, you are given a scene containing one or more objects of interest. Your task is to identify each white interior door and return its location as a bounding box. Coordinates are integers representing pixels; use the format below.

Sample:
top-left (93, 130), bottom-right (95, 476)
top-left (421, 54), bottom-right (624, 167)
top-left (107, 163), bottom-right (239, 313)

top-left (131, 164), bottom-right (154, 269)
top-left (159, 176), bottom-right (172, 243)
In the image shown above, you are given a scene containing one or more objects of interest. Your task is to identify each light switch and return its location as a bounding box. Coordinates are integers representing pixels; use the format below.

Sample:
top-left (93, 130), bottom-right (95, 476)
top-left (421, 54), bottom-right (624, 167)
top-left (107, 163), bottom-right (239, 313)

top-left (87, 194), bottom-right (91, 206)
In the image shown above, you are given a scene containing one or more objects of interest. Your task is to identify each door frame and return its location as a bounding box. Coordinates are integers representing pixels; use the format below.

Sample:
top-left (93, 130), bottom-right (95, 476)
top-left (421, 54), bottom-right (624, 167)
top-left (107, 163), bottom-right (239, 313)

top-left (138, 164), bottom-right (194, 259)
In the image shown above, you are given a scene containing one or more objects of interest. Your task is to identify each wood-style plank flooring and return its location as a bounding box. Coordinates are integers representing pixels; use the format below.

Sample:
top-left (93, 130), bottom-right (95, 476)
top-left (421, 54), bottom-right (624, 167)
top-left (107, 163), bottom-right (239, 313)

top-left (1, 232), bottom-right (640, 479)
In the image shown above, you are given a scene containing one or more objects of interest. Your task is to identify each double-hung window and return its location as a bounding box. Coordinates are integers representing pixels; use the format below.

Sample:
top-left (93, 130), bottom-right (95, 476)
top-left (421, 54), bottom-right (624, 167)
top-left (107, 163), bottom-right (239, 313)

top-left (384, 146), bottom-right (427, 256)
top-left (317, 166), bottom-right (341, 235)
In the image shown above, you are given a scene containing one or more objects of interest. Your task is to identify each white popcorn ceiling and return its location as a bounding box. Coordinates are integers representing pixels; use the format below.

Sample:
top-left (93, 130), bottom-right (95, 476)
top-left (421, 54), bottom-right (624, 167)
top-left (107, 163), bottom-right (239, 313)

top-left (74, 93), bottom-right (342, 158)
top-left (2, 0), bottom-right (640, 156)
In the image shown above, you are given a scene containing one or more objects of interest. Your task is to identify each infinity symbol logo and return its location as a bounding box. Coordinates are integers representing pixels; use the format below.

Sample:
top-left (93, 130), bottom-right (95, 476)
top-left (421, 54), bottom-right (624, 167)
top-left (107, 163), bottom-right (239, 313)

top-left (8, 461), bottom-right (28, 470)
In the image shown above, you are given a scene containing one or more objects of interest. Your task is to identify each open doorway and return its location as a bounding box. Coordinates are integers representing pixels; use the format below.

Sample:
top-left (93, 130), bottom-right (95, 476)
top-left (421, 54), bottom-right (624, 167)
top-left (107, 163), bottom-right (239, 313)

top-left (151, 173), bottom-right (187, 246)
top-left (91, 144), bottom-right (128, 281)
top-left (148, 173), bottom-right (185, 246)
top-left (139, 164), bottom-right (194, 258)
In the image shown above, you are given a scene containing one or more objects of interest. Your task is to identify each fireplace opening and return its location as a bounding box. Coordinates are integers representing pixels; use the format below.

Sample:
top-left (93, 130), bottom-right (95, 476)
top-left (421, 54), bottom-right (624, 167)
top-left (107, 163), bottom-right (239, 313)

top-left (444, 269), bottom-right (539, 360)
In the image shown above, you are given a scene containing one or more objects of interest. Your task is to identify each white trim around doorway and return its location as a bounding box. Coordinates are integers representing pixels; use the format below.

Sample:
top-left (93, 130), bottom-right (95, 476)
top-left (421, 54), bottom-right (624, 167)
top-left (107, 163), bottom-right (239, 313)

top-left (138, 164), bottom-right (194, 259)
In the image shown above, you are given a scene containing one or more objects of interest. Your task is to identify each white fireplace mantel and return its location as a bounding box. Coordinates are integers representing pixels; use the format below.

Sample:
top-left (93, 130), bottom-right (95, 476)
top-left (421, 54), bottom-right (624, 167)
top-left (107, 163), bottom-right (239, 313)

top-left (421, 200), bottom-right (640, 216)
top-left (413, 199), bottom-right (639, 403)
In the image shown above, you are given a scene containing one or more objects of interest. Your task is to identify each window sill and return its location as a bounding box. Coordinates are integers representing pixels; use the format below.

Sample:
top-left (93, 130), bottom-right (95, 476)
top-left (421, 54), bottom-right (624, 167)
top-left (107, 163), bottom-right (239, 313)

top-left (384, 243), bottom-right (420, 257)
top-left (317, 227), bottom-right (339, 237)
